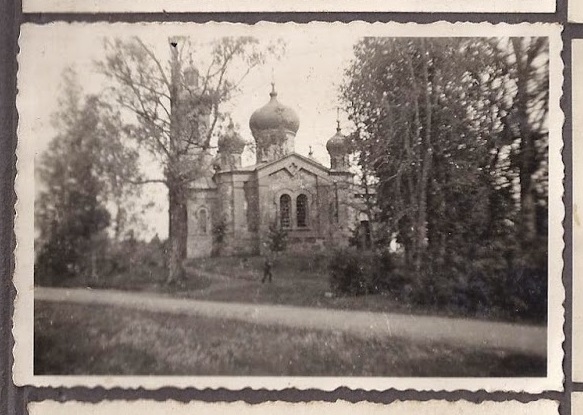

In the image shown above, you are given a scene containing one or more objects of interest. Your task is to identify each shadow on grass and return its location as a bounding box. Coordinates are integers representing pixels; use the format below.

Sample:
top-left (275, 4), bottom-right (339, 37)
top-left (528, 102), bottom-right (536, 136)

top-left (34, 301), bottom-right (546, 377)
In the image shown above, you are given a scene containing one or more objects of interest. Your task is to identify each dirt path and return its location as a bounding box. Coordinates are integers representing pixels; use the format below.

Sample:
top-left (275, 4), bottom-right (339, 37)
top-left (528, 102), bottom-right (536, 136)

top-left (35, 286), bottom-right (546, 357)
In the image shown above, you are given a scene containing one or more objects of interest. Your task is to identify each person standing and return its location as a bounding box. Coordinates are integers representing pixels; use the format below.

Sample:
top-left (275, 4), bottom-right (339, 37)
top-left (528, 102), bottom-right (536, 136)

top-left (262, 254), bottom-right (273, 283)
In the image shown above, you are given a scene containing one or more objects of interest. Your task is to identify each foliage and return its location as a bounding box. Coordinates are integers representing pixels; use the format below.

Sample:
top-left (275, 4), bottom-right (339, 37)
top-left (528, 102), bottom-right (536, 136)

top-left (35, 69), bottom-right (139, 286)
top-left (340, 37), bottom-right (549, 322)
top-left (327, 245), bottom-right (546, 323)
top-left (266, 222), bottom-right (288, 252)
top-left (328, 248), bottom-right (398, 296)
top-left (102, 233), bottom-right (167, 279)
top-left (211, 217), bottom-right (228, 256)
top-left (97, 36), bottom-right (284, 283)
top-left (212, 217), bottom-right (228, 245)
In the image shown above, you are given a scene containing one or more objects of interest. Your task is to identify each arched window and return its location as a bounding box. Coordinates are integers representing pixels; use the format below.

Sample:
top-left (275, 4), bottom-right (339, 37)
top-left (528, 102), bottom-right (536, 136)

top-left (280, 194), bottom-right (291, 228)
top-left (297, 194), bottom-right (308, 228)
top-left (198, 209), bottom-right (208, 234)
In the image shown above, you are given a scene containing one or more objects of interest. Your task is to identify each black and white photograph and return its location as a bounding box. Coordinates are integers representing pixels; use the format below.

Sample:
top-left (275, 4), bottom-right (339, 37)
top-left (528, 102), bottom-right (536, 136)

top-left (13, 22), bottom-right (564, 392)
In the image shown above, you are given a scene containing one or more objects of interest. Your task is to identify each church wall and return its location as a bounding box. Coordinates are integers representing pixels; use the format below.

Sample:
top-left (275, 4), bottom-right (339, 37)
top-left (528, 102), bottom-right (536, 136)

top-left (328, 172), bottom-right (357, 248)
top-left (256, 165), bottom-right (337, 254)
top-left (186, 156), bottom-right (356, 259)
top-left (187, 189), bottom-right (217, 258)
top-left (213, 172), bottom-right (260, 257)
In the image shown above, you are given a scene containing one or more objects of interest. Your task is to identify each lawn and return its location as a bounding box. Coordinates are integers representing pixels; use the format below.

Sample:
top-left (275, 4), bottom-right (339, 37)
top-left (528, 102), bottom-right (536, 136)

top-left (34, 301), bottom-right (546, 377)
top-left (182, 254), bottom-right (540, 323)
top-left (183, 254), bottom-right (421, 313)
top-left (57, 263), bottom-right (213, 294)
top-left (47, 253), bottom-right (546, 324)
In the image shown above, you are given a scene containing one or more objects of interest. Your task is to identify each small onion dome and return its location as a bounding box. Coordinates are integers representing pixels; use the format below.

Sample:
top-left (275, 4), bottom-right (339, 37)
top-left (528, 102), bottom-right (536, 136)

top-left (218, 121), bottom-right (246, 154)
top-left (249, 84), bottom-right (300, 134)
top-left (326, 124), bottom-right (348, 155)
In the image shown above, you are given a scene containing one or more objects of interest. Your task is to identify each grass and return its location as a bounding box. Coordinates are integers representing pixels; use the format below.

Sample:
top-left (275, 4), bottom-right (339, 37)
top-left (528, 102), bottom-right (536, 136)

top-left (57, 263), bottom-right (213, 295)
top-left (183, 254), bottom-right (410, 312)
top-left (183, 254), bottom-right (540, 323)
top-left (41, 252), bottom-right (546, 324)
top-left (34, 300), bottom-right (545, 377)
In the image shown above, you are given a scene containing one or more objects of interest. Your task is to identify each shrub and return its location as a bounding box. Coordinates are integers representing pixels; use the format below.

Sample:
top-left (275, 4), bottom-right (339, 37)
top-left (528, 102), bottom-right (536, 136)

top-left (408, 244), bottom-right (548, 323)
top-left (266, 222), bottom-right (288, 253)
top-left (328, 248), bottom-right (401, 296)
top-left (329, 241), bottom-right (547, 323)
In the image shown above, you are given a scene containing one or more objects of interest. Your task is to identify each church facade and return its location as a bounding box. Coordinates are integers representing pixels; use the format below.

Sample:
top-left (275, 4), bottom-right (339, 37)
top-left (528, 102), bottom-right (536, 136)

top-left (186, 84), bottom-right (357, 258)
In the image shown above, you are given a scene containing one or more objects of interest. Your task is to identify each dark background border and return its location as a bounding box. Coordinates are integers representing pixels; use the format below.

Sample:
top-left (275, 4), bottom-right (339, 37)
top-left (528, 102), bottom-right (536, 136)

top-left (0, 1), bottom-right (578, 414)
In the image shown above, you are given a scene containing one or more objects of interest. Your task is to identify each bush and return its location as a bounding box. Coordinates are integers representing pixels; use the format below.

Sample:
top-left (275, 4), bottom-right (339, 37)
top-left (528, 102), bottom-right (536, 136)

top-left (266, 223), bottom-right (288, 253)
top-left (408, 246), bottom-right (548, 323)
top-left (328, 248), bottom-right (400, 296)
top-left (328, 243), bottom-right (547, 323)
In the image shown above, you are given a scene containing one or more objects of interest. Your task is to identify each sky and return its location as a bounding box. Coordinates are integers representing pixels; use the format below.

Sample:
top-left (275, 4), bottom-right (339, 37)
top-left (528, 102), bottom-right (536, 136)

top-left (19, 22), bottom-right (559, 240)
top-left (19, 23), bottom-right (360, 239)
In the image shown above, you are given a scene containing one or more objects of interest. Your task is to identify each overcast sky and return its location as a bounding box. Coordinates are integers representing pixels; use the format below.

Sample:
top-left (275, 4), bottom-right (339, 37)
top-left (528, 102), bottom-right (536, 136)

top-left (20, 23), bottom-right (359, 239)
top-left (20, 22), bottom-right (558, 240)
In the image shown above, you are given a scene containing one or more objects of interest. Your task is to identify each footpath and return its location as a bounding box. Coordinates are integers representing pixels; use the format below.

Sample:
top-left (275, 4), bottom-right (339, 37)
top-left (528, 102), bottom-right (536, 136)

top-left (35, 286), bottom-right (546, 357)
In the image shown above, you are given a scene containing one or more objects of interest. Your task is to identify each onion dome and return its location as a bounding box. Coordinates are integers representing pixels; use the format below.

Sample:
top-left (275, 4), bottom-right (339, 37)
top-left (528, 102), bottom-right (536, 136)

top-left (326, 123), bottom-right (348, 155)
top-left (249, 83), bottom-right (300, 134)
top-left (218, 121), bottom-right (246, 154)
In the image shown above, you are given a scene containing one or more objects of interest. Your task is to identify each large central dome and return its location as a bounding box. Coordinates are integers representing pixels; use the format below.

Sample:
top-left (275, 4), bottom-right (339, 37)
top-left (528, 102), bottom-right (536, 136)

top-left (249, 84), bottom-right (300, 134)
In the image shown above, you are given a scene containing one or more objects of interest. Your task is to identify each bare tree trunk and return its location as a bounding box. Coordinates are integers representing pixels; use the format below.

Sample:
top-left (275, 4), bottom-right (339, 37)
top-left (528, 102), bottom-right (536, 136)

top-left (167, 181), bottom-right (188, 284)
top-left (415, 43), bottom-right (435, 272)
top-left (165, 40), bottom-right (188, 285)
top-left (412, 42), bottom-right (433, 273)
top-left (512, 38), bottom-right (538, 246)
top-left (361, 167), bottom-right (375, 249)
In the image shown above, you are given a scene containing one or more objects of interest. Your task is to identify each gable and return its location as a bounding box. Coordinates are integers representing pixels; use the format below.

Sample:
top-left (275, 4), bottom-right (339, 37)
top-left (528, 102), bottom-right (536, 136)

top-left (255, 153), bottom-right (332, 182)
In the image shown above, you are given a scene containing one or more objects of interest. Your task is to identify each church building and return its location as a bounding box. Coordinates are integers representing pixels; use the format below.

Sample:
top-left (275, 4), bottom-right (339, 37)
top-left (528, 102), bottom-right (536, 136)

top-left (186, 84), bottom-right (358, 258)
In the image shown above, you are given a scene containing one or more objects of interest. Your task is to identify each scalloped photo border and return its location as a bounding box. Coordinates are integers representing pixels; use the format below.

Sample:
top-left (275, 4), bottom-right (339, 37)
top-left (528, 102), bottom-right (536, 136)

top-left (13, 21), bottom-right (565, 393)
top-left (26, 399), bottom-right (561, 415)
top-left (22, 0), bottom-right (556, 14)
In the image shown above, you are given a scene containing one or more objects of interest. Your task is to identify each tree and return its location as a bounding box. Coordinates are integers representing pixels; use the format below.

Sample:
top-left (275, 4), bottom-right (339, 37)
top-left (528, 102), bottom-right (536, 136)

top-left (35, 69), bottom-right (139, 285)
top-left (97, 36), bottom-right (281, 284)
top-left (340, 37), bottom-right (547, 276)
top-left (495, 37), bottom-right (549, 248)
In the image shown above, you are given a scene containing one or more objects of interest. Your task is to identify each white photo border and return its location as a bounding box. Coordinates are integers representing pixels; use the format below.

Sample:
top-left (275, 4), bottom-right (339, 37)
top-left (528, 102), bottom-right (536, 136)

top-left (26, 399), bottom-right (561, 415)
top-left (22, 0), bottom-right (556, 15)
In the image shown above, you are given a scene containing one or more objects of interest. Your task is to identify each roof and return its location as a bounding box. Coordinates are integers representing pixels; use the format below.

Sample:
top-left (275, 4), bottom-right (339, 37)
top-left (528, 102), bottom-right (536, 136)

top-left (251, 152), bottom-right (331, 173)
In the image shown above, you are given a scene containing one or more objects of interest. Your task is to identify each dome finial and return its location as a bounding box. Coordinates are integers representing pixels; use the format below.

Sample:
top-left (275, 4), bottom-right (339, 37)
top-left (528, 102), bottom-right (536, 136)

top-left (270, 68), bottom-right (277, 98)
top-left (336, 107), bottom-right (341, 132)
top-left (270, 82), bottom-right (277, 98)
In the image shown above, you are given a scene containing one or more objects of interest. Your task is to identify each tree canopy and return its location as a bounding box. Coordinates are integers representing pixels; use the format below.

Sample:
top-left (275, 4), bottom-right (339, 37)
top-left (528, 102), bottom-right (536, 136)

top-left (35, 69), bottom-right (139, 284)
top-left (341, 37), bottom-right (548, 281)
top-left (97, 36), bottom-right (282, 283)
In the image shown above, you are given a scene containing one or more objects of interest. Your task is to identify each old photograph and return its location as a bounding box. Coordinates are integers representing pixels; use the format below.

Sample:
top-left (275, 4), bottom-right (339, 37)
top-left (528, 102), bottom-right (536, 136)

top-left (26, 399), bottom-right (560, 415)
top-left (13, 22), bottom-right (564, 392)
